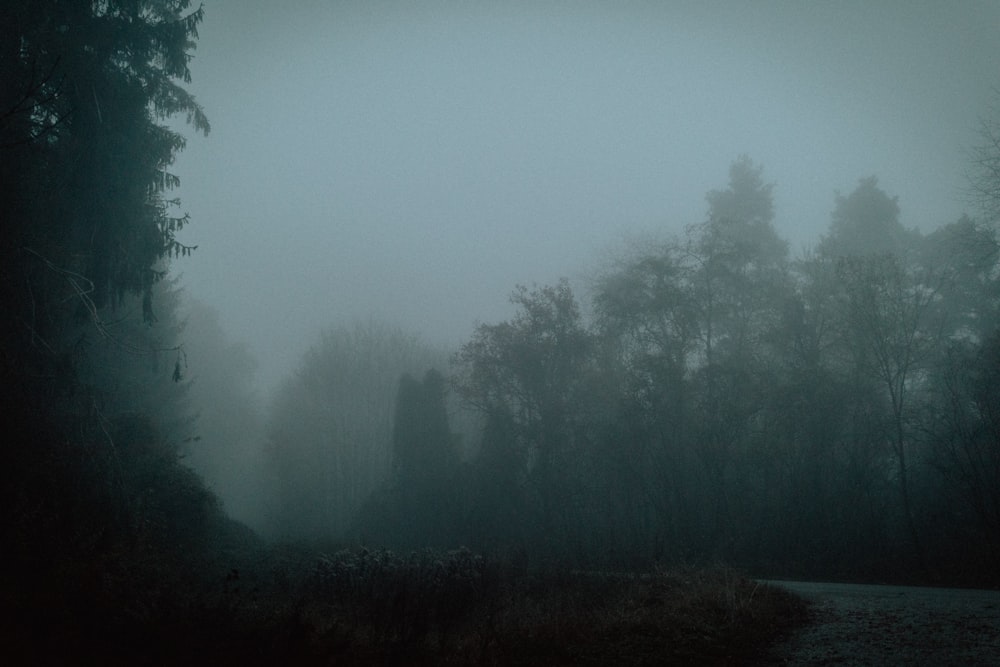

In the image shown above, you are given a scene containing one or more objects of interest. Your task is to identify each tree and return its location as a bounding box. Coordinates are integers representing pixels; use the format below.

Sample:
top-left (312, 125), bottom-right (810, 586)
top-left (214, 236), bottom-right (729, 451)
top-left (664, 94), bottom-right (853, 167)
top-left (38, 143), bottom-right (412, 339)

top-left (968, 93), bottom-right (1000, 224)
top-left (0, 3), bottom-right (212, 610)
top-left (466, 406), bottom-right (528, 553)
top-left (919, 216), bottom-right (1000, 341)
top-left (392, 369), bottom-right (457, 483)
top-left (687, 156), bottom-right (789, 558)
top-left (369, 369), bottom-right (462, 548)
top-left (265, 320), bottom-right (446, 540)
top-left (592, 242), bottom-right (702, 559)
top-left (694, 155), bottom-right (789, 366)
top-left (916, 219), bottom-right (1000, 576)
top-left (836, 253), bottom-right (940, 573)
top-left (0, 0), bottom-right (208, 407)
top-left (927, 332), bottom-right (1000, 569)
top-left (761, 250), bottom-right (873, 573)
top-left (818, 177), bottom-right (912, 259)
top-left (590, 157), bottom-right (793, 561)
top-left (453, 280), bottom-right (592, 553)
top-left (593, 243), bottom-right (697, 387)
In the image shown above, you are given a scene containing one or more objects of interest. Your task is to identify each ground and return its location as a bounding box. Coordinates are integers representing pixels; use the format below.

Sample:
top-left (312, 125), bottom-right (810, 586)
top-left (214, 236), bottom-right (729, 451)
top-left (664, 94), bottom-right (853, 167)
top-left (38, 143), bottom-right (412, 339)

top-left (759, 580), bottom-right (1000, 666)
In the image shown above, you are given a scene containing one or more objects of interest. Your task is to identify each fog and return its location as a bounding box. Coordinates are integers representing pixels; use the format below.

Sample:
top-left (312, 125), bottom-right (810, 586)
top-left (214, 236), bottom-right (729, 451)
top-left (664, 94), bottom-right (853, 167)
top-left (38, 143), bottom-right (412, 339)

top-left (8, 3), bottom-right (1000, 658)
top-left (172, 1), bottom-right (1000, 392)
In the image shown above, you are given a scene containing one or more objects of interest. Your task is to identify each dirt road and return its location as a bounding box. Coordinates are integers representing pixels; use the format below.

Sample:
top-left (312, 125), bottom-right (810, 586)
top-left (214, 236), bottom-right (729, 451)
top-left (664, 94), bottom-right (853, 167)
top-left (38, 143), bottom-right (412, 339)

top-left (759, 580), bottom-right (1000, 666)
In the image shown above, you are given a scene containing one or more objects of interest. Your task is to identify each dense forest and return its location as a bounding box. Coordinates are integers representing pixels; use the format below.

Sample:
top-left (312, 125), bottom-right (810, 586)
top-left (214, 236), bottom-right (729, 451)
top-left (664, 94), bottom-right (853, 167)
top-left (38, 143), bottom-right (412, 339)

top-left (259, 158), bottom-right (1000, 586)
top-left (1, 1), bottom-right (998, 662)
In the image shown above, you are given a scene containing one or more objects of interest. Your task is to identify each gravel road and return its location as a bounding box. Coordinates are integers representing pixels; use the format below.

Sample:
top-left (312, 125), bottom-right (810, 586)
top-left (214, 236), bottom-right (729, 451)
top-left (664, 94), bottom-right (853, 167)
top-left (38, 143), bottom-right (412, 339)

top-left (759, 580), bottom-right (1000, 666)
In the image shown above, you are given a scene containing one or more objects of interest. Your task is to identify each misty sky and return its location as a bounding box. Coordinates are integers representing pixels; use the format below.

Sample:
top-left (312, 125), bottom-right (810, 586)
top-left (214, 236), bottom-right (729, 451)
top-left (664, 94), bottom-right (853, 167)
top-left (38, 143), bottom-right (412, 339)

top-left (170, 1), bottom-right (1000, 392)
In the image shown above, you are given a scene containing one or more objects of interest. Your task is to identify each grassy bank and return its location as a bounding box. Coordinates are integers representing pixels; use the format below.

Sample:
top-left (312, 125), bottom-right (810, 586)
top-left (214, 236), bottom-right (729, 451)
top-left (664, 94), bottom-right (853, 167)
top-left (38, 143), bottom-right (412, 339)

top-left (5, 529), bottom-right (808, 665)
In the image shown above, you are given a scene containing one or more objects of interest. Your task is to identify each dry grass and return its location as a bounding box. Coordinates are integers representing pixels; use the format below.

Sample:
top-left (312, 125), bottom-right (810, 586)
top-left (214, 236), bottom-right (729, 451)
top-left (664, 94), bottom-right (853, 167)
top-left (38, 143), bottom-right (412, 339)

top-left (184, 548), bottom-right (810, 665)
top-left (4, 540), bottom-right (809, 665)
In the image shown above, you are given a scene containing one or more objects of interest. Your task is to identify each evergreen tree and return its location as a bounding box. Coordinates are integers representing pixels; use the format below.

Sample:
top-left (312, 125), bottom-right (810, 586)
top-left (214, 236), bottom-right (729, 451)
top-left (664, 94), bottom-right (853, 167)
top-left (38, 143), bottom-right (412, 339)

top-left (818, 177), bottom-right (912, 259)
top-left (381, 369), bottom-right (461, 548)
top-left (0, 3), bottom-right (216, 636)
top-left (0, 0), bottom-right (208, 408)
top-left (392, 369), bottom-right (457, 484)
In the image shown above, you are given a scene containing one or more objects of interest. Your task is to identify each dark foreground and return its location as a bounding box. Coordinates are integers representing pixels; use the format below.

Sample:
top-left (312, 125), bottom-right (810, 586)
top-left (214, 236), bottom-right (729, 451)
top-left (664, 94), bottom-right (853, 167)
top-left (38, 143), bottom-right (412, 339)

top-left (2, 529), bottom-right (808, 665)
top-left (760, 580), bottom-right (1000, 666)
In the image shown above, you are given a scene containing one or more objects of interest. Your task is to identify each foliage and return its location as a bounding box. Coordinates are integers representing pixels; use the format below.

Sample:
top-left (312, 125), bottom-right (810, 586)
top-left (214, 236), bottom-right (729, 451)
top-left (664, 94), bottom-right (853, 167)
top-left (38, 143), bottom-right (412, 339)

top-left (392, 369), bottom-right (458, 482)
top-left (3, 534), bottom-right (808, 665)
top-left (243, 155), bottom-right (1000, 587)
top-left (299, 551), bottom-right (808, 665)
top-left (0, 0), bottom-right (208, 363)
top-left (264, 320), bottom-right (448, 540)
top-left (0, 0), bottom-right (210, 557)
top-left (437, 160), bottom-right (1000, 583)
top-left (924, 331), bottom-right (1000, 567)
top-left (311, 546), bottom-right (497, 645)
top-left (0, 4), bottom-right (237, 661)
top-left (453, 280), bottom-right (594, 557)
top-left (355, 369), bottom-right (465, 550)
top-left (818, 176), bottom-right (911, 258)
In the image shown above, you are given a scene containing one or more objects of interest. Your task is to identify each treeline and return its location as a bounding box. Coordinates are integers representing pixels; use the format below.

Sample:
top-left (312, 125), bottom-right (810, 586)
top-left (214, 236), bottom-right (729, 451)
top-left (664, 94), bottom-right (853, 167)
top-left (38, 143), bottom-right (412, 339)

top-left (3, 0), bottom-right (998, 602)
top-left (0, 3), bottom-right (266, 653)
top-left (0, 3), bottom-right (798, 660)
top-left (265, 157), bottom-right (1000, 585)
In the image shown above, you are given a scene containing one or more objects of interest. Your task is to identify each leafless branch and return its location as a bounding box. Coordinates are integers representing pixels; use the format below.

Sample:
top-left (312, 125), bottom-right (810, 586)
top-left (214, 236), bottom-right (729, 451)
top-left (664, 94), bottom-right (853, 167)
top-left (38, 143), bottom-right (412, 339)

top-left (22, 246), bottom-right (183, 357)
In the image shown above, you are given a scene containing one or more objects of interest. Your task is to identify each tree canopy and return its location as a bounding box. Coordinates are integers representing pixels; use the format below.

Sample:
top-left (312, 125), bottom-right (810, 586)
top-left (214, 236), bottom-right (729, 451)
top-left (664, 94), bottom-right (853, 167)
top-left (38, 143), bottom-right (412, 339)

top-left (1, 0), bottom-right (209, 388)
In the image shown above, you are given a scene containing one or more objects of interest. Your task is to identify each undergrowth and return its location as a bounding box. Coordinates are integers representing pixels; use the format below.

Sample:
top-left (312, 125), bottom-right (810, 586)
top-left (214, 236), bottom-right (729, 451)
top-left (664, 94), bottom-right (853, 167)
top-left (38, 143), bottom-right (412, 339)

top-left (3, 530), bottom-right (809, 665)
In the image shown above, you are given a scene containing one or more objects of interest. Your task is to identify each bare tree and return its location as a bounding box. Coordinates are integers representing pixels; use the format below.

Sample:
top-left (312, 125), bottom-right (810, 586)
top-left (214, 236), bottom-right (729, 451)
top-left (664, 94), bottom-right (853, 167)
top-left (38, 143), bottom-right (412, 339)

top-left (968, 93), bottom-right (1000, 224)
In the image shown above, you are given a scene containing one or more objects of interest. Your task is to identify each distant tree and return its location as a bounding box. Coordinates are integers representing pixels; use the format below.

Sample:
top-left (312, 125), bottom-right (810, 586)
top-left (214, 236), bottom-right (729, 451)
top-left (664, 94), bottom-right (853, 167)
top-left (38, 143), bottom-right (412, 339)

top-left (265, 321), bottom-right (446, 541)
top-left (593, 243), bottom-right (697, 384)
top-left (364, 369), bottom-right (462, 548)
top-left (926, 331), bottom-right (1000, 568)
top-left (818, 177), bottom-right (913, 259)
top-left (392, 369), bottom-right (458, 483)
top-left (590, 157), bottom-right (793, 561)
top-left (453, 280), bottom-right (592, 553)
top-left (836, 252), bottom-right (944, 573)
top-left (968, 94), bottom-right (1000, 223)
top-left (760, 251), bottom-right (871, 572)
top-left (703, 155), bottom-right (780, 246)
top-left (592, 242), bottom-right (702, 558)
top-left (687, 156), bottom-right (790, 557)
top-left (919, 216), bottom-right (1000, 341)
top-left (466, 406), bottom-right (529, 552)
top-left (684, 156), bottom-right (790, 393)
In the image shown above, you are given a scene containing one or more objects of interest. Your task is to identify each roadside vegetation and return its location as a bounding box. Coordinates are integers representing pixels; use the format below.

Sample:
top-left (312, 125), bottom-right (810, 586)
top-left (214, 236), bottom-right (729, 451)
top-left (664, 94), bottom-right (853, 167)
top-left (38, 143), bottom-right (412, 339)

top-left (4, 517), bottom-right (808, 665)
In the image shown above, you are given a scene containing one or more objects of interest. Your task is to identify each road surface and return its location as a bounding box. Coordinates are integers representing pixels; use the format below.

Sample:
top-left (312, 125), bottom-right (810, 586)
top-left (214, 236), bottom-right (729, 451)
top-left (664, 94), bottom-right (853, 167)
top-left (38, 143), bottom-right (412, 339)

top-left (760, 580), bottom-right (1000, 666)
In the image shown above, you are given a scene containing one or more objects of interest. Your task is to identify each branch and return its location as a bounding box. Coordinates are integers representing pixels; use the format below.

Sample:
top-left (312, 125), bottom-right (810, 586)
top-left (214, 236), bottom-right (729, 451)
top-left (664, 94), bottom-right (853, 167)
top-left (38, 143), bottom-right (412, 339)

top-left (22, 247), bottom-right (183, 357)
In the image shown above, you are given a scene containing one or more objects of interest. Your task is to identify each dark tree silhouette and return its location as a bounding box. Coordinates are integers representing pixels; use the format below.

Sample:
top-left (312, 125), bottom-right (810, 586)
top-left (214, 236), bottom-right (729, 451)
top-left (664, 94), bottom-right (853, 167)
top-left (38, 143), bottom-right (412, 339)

top-left (0, 0), bottom-right (208, 409)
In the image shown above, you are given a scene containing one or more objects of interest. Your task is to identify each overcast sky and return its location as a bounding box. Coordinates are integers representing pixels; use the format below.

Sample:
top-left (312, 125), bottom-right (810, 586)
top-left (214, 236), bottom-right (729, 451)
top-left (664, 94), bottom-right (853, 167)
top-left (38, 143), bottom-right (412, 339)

top-left (171, 0), bottom-right (1000, 393)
